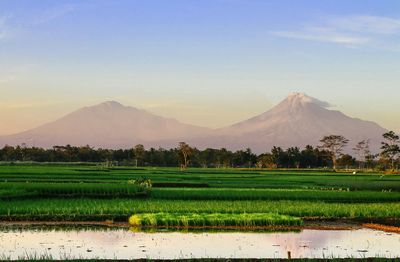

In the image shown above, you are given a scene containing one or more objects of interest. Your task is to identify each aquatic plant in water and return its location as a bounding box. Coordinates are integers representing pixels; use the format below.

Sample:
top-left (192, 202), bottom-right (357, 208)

top-left (129, 212), bottom-right (303, 228)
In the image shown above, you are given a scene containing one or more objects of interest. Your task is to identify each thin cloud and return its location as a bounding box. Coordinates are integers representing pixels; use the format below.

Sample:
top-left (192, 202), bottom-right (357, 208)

top-left (330, 15), bottom-right (400, 34)
top-left (274, 29), bottom-right (370, 45)
top-left (0, 5), bottom-right (76, 42)
top-left (272, 15), bottom-right (400, 48)
top-left (34, 4), bottom-right (76, 25)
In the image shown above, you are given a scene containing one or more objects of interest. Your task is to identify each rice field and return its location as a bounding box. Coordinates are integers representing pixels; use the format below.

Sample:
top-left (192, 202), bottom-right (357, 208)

top-left (0, 182), bottom-right (149, 199)
top-left (0, 164), bottom-right (399, 226)
top-left (129, 213), bottom-right (303, 228)
top-left (151, 188), bottom-right (400, 202)
top-left (2, 183), bottom-right (400, 202)
top-left (1, 165), bottom-right (400, 191)
top-left (1, 199), bottom-right (400, 222)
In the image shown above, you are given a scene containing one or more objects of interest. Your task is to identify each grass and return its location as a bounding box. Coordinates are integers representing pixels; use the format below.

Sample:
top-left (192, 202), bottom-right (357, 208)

top-left (3, 183), bottom-right (400, 202)
top-left (129, 212), bottom-right (303, 227)
top-left (0, 165), bottom-right (399, 224)
top-left (1, 165), bottom-right (400, 191)
top-left (0, 182), bottom-right (149, 199)
top-left (1, 199), bottom-right (400, 221)
top-left (151, 188), bottom-right (400, 202)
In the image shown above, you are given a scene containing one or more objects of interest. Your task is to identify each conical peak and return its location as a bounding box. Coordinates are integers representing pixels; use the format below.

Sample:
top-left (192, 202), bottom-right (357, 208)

top-left (99, 101), bottom-right (124, 108)
top-left (79, 101), bottom-right (130, 114)
top-left (284, 93), bottom-right (332, 108)
top-left (287, 92), bottom-right (309, 100)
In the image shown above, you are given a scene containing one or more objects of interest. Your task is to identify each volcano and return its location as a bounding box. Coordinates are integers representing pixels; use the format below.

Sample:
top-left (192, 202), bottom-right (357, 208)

top-left (188, 93), bottom-right (387, 153)
top-left (0, 101), bottom-right (211, 149)
top-left (0, 94), bottom-right (388, 153)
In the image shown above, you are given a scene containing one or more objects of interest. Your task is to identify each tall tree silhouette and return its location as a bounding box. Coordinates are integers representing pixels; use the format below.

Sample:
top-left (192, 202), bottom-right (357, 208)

top-left (319, 135), bottom-right (349, 170)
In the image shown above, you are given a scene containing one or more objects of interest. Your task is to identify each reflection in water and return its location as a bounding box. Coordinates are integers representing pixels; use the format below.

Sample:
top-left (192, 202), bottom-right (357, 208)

top-left (0, 226), bottom-right (399, 259)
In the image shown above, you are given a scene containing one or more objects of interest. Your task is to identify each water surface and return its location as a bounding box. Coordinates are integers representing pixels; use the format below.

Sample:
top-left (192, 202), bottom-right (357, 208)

top-left (0, 226), bottom-right (399, 259)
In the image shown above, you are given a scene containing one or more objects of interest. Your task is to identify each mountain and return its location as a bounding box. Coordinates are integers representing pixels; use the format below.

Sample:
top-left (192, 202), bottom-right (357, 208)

top-left (0, 101), bottom-right (211, 149)
top-left (0, 94), bottom-right (388, 153)
top-left (188, 93), bottom-right (387, 153)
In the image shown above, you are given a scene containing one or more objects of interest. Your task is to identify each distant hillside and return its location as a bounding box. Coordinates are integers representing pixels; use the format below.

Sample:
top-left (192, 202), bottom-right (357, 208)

top-left (0, 94), bottom-right (388, 153)
top-left (188, 93), bottom-right (387, 153)
top-left (0, 101), bottom-right (211, 149)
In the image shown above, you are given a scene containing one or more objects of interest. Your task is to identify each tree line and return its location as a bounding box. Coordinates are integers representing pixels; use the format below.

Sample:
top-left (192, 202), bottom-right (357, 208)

top-left (0, 131), bottom-right (399, 170)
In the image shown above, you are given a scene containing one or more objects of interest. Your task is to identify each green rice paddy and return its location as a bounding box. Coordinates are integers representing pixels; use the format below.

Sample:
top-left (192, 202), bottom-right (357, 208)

top-left (129, 213), bottom-right (303, 228)
top-left (0, 164), bottom-right (399, 226)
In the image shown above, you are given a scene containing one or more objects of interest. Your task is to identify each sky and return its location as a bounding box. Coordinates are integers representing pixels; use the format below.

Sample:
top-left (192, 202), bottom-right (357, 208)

top-left (0, 0), bottom-right (400, 135)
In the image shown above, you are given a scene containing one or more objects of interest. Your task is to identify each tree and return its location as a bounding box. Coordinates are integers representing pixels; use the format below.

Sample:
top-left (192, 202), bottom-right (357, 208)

top-left (3, 143), bottom-right (389, 169)
top-left (257, 153), bottom-right (274, 169)
top-left (178, 142), bottom-right (192, 171)
top-left (1, 145), bottom-right (14, 161)
top-left (216, 148), bottom-right (232, 168)
top-left (381, 131), bottom-right (400, 170)
top-left (271, 146), bottom-right (287, 168)
top-left (134, 144), bottom-right (145, 167)
top-left (232, 148), bottom-right (256, 168)
top-left (300, 145), bottom-right (317, 168)
top-left (318, 135), bottom-right (349, 170)
top-left (337, 154), bottom-right (356, 169)
top-left (365, 153), bottom-right (377, 169)
top-left (287, 147), bottom-right (301, 168)
top-left (198, 148), bottom-right (217, 168)
top-left (353, 139), bottom-right (370, 169)
top-left (21, 143), bottom-right (27, 161)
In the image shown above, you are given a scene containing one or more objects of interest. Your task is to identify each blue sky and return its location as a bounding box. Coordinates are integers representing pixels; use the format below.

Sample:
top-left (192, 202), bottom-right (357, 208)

top-left (1, 0), bottom-right (400, 134)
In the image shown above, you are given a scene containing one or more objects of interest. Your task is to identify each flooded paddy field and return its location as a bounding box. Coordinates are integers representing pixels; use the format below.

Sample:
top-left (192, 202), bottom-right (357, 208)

top-left (0, 225), bottom-right (399, 260)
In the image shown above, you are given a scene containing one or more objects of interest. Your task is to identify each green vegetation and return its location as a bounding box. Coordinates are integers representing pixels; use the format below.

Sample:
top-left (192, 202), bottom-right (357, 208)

top-left (1, 199), bottom-right (400, 221)
top-left (2, 183), bottom-right (400, 202)
top-left (0, 182), bottom-right (149, 199)
top-left (151, 188), bottom-right (400, 202)
top-left (1, 130), bottom-right (399, 171)
top-left (1, 165), bottom-right (400, 191)
top-left (0, 165), bottom-right (399, 226)
top-left (129, 213), bottom-right (303, 227)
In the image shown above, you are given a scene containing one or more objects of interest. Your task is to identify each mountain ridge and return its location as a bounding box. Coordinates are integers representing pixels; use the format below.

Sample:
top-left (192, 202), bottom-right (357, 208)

top-left (0, 93), bottom-right (388, 153)
top-left (0, 100), bottom-right (211, 149)
top-left (188, 93), bottom-right (387, 153)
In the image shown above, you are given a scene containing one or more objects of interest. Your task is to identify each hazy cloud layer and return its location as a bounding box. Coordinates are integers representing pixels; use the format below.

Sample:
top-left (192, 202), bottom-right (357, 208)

top-left (272, 15), bottom-right (400, 48)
